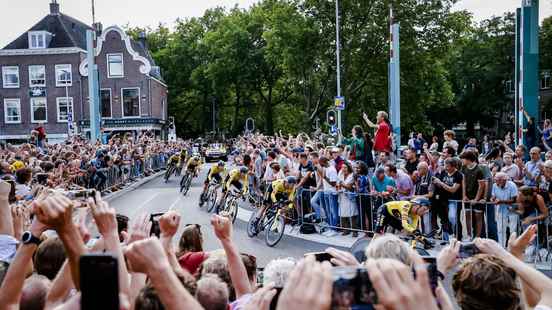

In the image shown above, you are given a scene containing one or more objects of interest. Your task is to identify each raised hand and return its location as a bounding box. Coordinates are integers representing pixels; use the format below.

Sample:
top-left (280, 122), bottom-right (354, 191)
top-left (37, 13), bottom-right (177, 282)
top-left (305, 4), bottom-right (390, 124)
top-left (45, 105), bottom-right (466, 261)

top-left (159, 211), bottom-right (181, 238)
top-left (88, 194), bottom-right (117, 238)
top-left (325, 247), bottom-right (360, 267)
top-left (508, 224), bottom-right (537, 258)
top-left (244, 283), bottom-right (277, 310)
top-left (33, 193), bottom-right (75, 232)
top-left (124, 237), bottom-right (169, 275)
top-left (123, 213), bottom-right (152, 245)
top-left (211, 214), bottom-right (232, 241)
top-left (437, 239), bottom-right (460, 274)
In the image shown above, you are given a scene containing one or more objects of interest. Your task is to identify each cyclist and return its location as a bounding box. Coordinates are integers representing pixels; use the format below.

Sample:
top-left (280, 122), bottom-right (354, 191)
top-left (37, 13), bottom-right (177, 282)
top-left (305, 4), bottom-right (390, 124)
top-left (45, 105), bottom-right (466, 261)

top-left (199, 160), bottom-right (226, 206)
top-left (165, 151), bottom-right (182, 180)
top-left (217, 166), bottom-right (249, 209)
top-left (250, 176), bottom-right (298, 227)
top-left (374, 197), bottom-right (430, 235)
top-left (185, 155), bottom-right (202, 178)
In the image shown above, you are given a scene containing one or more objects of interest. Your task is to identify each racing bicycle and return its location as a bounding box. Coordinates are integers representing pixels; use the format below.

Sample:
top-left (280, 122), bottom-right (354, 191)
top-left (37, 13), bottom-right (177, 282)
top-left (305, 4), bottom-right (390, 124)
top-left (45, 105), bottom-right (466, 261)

top-left (247, 199), bottom-right (290, 247)
top-left (216, 188), bottom-right (241, 223)
top-left (199, 179), bottom-right (221, 212)
top-left (164, 164), bottom-right (178, 183)
top-left (179, 169), bottom-right (194, 195)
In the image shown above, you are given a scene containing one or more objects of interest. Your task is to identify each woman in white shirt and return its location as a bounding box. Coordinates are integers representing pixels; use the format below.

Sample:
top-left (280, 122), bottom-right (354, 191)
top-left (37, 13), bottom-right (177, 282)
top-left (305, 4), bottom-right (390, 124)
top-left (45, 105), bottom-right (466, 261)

top-left (337, 161), bottom-right (358, 237)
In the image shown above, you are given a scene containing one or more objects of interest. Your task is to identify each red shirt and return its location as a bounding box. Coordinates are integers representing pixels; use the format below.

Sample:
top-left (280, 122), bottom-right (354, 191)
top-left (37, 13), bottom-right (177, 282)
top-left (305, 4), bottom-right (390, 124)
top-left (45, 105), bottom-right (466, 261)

top-left (374, 121), bottom-right (391, 152)
top-left (178, 251), bottom-right (209, 276)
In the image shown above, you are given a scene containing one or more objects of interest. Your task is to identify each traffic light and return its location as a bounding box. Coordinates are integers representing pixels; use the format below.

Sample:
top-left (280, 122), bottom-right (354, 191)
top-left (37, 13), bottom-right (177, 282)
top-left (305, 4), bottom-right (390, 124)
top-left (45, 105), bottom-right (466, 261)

top-left (327, 110), bottom-right (337, 127)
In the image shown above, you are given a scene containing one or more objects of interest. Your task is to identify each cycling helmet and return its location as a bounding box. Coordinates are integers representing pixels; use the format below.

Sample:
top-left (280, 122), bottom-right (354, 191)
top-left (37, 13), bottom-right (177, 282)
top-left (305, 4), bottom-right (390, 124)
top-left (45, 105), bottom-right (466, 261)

top-left (410, 197), bottom-right (430, 207)
top-left (217, 160), bottom-right (225, 167)
top-left (285, 176), bottom-right (298, 185)
top-left (239, 166), bottom-right (249, 174)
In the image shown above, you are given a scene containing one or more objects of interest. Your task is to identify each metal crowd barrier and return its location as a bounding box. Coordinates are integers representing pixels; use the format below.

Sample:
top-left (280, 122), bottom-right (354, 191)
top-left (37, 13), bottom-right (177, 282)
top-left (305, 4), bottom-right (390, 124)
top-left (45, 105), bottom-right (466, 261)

top-left (287, 189), bottom-right (551, 263)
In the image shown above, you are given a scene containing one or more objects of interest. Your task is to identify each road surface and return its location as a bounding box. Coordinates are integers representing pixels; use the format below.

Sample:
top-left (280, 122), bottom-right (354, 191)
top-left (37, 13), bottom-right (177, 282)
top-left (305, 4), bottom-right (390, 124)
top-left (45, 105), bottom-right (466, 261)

top-left (108, 164), bottom-right (343, 267)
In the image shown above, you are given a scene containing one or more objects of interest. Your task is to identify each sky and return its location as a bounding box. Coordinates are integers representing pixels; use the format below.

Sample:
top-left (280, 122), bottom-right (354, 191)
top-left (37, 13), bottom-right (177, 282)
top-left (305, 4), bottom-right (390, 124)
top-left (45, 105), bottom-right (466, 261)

top-left (0, 0), bottom-right (551, 48)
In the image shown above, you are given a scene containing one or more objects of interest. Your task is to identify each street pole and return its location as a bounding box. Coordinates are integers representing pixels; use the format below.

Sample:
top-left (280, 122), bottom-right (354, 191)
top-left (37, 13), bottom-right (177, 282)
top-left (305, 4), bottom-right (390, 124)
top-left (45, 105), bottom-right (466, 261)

top-left (65, 83), bottom-right (71, 137)
top-left (86, 30), bottom-right (100, 143)
top-left (212, 97), bottom-right (216, 133)
top-left (335, 0), bottom-right (342, 144)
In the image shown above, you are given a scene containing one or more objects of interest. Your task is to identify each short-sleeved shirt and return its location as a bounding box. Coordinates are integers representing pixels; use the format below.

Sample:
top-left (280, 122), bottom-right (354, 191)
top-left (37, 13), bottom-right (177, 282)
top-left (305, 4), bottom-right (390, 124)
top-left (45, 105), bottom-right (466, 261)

top-left (524, 160), bottom-right (543, 186)
top-left (404, 159), bottom-right (419, 175)
top-left (492, 181), bottom-right (518, 210)
top-left (299, 162), bottom-right (316, 189)
top-left (323, 165), bottom-right (338, 193)
top-left (371, 175), bottom-right (396, 193)
top-left (357, 175), bottom-right (369, 193)
top-left (460, 164), bottom-right (485, 199)
top-left (374, 121), bottom-right (391, 152)
top-left (434, 170), bottom-right (463, 201)
top-left (394, 170), bottom-right (414, 200)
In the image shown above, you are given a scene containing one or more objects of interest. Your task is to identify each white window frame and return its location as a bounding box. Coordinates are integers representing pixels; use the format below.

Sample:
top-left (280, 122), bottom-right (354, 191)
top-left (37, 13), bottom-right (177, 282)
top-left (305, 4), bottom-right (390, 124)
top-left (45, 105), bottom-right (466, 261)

top-left (100, 88), bottom-right (113, 119)
top-left (121, 87), bottom-right (141, 118)
top-left (28, 65), bottom-right (46, 87)
top-left (56, 97), bottom-right (73, 123)
top-left (55, 64), bottom-right (72, 87)
top-left (2, 66), bottom-right (20, 88)
top-left (107, 53), bottom-right (124, 78)
top-left (30, 97), bottom-right (48, 123)
top-left (3, 98), bottom-right (21, 124)
top-left (28, 31), bottom-right (47, 49)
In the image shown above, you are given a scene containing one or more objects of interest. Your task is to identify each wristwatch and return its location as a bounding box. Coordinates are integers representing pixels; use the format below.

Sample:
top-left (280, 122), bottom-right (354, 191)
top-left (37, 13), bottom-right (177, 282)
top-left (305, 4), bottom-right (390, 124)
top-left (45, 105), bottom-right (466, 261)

top-left (21, 231), bottom-right (41, 246)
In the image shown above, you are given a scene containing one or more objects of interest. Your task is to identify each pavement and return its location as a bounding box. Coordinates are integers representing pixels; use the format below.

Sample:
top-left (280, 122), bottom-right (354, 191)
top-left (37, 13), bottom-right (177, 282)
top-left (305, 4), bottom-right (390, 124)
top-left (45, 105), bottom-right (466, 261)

top-left (106, 164), bottom-right (349, 266)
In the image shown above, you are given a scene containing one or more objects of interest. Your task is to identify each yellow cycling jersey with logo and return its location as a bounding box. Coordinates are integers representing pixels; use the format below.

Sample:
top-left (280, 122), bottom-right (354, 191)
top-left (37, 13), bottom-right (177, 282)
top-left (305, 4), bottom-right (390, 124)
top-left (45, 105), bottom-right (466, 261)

top-left (208, 165), bottom-right (226, 181)
top-left (168, 154), bottom-right (181, 166)
top-left (384, 201), bottom-right (420, 233)
top-left (270, 179), bottom-right (296, 203)
top-left (226, 169), bottom-right (249, 194)
top-left (186, 157), bottom-right (201, 170)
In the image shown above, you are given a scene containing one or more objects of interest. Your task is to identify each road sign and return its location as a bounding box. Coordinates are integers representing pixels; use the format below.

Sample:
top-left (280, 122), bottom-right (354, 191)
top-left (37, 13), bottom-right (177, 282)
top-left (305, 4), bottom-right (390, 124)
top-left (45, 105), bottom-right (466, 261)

top-left (334, 96), bottom-right (345, 110)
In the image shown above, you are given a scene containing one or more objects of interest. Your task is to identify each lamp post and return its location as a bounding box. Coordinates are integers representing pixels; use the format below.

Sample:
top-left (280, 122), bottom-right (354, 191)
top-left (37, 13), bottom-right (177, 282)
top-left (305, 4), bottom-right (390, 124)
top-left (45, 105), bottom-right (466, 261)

top-left (335, 0), bottom-right (342, 144)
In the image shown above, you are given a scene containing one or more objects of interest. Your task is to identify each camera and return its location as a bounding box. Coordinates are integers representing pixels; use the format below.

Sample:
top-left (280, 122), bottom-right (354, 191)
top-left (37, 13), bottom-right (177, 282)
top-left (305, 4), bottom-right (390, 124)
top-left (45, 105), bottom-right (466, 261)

top-left (459, 242), bottom-right (480, 258)
top-left (332, 267), bottom-right (376, 310)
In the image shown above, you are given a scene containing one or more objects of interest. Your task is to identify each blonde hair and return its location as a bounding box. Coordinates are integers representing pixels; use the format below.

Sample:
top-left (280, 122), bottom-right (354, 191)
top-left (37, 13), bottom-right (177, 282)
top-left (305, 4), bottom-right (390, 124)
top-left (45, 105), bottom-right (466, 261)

top-left (364, 234), bottom-right (415, 266)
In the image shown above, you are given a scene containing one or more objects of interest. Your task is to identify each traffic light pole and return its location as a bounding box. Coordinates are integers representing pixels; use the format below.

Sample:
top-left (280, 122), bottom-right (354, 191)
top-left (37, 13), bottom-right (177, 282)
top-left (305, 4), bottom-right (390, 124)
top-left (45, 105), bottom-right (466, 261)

top-left (86, 30), bottom-right (100, 143)
top-left (335, 0), bottom-right (342, 144)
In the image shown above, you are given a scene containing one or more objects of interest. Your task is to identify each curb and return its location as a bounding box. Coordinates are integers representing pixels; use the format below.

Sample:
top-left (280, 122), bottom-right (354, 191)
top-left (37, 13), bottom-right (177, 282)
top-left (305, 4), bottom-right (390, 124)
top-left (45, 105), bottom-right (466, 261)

top-left (233, 204), bottom-right (361, 249)
top-left (103, 171), bottom-right (165, 202)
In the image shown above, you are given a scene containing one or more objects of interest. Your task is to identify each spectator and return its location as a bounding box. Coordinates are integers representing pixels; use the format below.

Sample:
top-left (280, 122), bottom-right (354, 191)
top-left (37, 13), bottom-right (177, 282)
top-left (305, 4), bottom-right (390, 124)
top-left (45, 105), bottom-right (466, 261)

top-left (385, 164), bottom-right (413, 200)
top-left (429, 136), bottom-right (439, 153)
top-left (442, 130), bottom-right (459, 153)
top-left (491, 172), bottom-right (519, 247)
top-left (363, 111), bottom-right (392, 153)
top-left (460, 150), bottom-right (487, 238)
top-left (403, 148), bottom-right (419, 176)
top-left (480, 135), bottom-right (492, 155)
top-left (524, 147), bottom-right (543, 187)
top-left (501, 152), bottom-right (521, 182)
top-left (542, 119), bottom-right (552, 151)
top-left (178, 224), bottom-right (209, 275)
top-left (463, 137), bottom-right (478, 151)
top-left (319, 156), bottom-right (339, 237)
top-left (432, 158), bottom-right (462, 240)
top-left (354, 161), bottom-right (371, 232)
top-left (195, 274), bottom-right (229, 310)
top-left (337, 161), bottom-right (358, 237)
top-left (370, 167), bottom-right (396, 205)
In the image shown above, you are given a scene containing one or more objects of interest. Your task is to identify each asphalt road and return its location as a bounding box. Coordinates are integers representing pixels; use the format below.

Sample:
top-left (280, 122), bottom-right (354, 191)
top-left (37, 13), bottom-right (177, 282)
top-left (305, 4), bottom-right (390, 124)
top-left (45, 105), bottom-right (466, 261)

top-left (108, 164), bottom-right (341, 267)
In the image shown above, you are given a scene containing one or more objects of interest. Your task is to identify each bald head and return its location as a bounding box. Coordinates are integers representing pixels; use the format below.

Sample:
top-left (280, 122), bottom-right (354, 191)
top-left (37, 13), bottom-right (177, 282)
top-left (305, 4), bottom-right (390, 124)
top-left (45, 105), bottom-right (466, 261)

top-left (195, 274), bottom-right (228, 310)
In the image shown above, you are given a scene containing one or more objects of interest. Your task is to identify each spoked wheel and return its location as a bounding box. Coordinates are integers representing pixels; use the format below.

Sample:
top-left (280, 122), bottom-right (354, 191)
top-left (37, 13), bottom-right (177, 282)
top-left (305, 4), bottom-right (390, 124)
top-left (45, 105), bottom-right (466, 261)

top-left (228, 199), bottom-right (239, 223)
top-left (265, 212), bottom-right (285, 247)
top-left (206, 188), bottom-right (218, 213)
top-left (247, 209), bottom-right (262, 237)
top-left (180, 174), bottom-right (189, 193)
top-left (183, 175), bottom-right (192, 195)
top-left (164, 166), bottom-right (173, 183)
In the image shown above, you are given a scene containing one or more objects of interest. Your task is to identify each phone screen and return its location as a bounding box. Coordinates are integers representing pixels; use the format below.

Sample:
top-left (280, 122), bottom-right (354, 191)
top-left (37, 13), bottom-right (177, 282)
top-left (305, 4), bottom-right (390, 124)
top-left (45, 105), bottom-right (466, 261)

top-left (305, 252), bottom-right (333, 263)
top-left (80, 254), bottom-right (119, 310)
top-left (422, 257), bottom-right (439, 295)
top-left (331, 267), bottom-right (376, 310)
top-left (149, 213), bottom-right (164, 237)
top-left (459, 242), bottom-right (480, 259)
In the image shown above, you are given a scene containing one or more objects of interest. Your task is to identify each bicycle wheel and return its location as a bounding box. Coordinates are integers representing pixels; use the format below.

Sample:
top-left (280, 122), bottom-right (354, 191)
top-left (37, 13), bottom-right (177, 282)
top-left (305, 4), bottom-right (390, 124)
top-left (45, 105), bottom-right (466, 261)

top-left (265, 212), bottom-right (285, 247)
top-left (180, 174), bottom-right (189, 193)
top-left (164, 166), bottom-right (173, 183)
top-left (206, 188), bottom-right (218, 213)
top-left (229, 200), bottom-right (239, 223)
top-left (183, 175), bottom-right (192, 195)
top-left (247, 209), bottom-right (262, 237)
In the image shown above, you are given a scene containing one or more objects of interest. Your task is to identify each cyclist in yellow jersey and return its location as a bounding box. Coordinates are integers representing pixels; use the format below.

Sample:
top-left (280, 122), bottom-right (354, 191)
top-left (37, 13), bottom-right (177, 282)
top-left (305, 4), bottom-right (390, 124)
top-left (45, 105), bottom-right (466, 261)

top-left (200, 160), bottom-right (226, 202)
top-left (375, 197), bottom-right (430, 234)
top-left (185, 155), bottom-right (202, 177)
top-left (217, 166), bottom-right (249, 209)
top-left (167, 153), bottom-right (181, 167)
top-left (250, 176), bottom-right (297, 224)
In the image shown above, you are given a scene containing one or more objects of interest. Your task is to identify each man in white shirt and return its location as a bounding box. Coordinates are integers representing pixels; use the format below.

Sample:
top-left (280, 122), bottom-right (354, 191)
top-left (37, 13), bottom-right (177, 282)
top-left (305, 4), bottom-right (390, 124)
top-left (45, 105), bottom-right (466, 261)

top-left (491, 172), bottom-right (519, 247)
top-left (319, 157), bottom-right (339, 236)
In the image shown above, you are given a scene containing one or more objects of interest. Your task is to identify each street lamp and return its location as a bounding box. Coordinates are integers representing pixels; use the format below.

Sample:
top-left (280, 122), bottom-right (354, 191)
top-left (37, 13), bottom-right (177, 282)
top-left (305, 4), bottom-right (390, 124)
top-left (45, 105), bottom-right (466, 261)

top-left (335, 0), bottom-right (342, 143)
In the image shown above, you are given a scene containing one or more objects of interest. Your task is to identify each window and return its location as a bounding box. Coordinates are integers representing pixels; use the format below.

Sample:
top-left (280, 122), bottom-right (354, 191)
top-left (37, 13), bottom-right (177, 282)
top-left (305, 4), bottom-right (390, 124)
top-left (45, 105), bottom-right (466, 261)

top-left (55, 64), bottom-right (72, 86)
top-left (30, 98), bottom-right (47, 123)
top-left (541, 72), bottom-right (551, 90)
top-left (29, 65), bottom-right (46, 87)
top-left (107, 53), bottom-right (124, 78)
top-left (122, 88), bottom-right (140, 117)
top-left (28, 31), bottom-right (47, 49)
top-left (56, 97), bottom-right (73, 122)
top-left (2, 66), bottom-right (19, 88)
top-left (100, 89), bottom-right (112, 118)
top-left (4, 99), bottom-right (21, 124)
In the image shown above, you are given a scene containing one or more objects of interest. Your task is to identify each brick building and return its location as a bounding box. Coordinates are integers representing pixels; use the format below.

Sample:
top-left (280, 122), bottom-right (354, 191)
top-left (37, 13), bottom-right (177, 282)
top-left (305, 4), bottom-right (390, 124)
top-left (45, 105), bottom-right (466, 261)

top-left (0, 1), bottom-right (167, 143)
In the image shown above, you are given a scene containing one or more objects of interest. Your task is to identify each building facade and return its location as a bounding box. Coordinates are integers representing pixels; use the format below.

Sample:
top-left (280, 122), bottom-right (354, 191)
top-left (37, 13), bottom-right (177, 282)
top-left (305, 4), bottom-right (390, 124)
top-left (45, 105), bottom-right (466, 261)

top-left (0, 1), bottom-right (167, 143)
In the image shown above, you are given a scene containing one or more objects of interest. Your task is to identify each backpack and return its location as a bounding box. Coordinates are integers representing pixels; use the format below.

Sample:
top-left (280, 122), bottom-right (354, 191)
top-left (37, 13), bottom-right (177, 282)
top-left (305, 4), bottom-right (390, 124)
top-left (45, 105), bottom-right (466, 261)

top-left (300, 213), bottom-right (317, 234)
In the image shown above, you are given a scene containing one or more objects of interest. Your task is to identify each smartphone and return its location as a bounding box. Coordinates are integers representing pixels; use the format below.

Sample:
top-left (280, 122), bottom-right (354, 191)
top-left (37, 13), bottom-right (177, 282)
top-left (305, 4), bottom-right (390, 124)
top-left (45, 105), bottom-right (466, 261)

top-left (459, 242), bottom-right (480, 259)
top-left (331, 267), bottom-right (376, 310)
top-left (64, 189), bottom-right (97, 202)
top-left (305, 251), bottom-right (333, 263)
top-left (80, 254), bottom-right (119, 310)
top-left (149, 213), bottom-right (164, 237)
top-left (422, 257), bottom-right (439, 295)
top-left (256, 267), bottom-right (264, 286)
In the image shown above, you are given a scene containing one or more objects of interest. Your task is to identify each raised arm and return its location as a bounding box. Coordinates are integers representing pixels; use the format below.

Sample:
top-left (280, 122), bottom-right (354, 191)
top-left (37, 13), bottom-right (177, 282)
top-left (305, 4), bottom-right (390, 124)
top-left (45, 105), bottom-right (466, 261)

top-left (211, 214), bottom-right (252, 298)
top-left (0, 180), bottom-right (14, 236)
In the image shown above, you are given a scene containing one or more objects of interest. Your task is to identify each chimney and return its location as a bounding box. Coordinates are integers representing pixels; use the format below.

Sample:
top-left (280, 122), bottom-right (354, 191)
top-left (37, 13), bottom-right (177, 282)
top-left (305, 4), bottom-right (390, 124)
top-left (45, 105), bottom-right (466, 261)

top-left (138, 31), bottom-right (147, 49)
top-left (50, 0), bottom-right (60, 15)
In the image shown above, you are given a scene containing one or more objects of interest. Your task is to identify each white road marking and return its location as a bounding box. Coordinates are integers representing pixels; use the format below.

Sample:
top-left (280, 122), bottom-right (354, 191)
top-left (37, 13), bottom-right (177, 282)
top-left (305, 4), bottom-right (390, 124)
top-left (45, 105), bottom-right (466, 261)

top-left (133, 193), bottom-right (160, 215)
top-left (168, 195), bottom-right (183, 211)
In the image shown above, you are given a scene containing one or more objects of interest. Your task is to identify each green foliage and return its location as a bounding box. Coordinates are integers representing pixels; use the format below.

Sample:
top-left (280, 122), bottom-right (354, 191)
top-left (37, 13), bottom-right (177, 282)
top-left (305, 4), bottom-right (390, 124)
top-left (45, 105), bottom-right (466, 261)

top-left (125, 0), bottom-right (538, 140)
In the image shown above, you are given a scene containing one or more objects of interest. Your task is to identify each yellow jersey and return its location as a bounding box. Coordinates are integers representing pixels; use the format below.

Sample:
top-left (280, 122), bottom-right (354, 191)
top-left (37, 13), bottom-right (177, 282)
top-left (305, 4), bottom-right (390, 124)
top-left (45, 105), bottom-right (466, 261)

top-left (226, 169), bottom-right (249, 194)
top-left (208, 165), bottom-right (226, 181)
top-left (384, 201), bottom-right (420, 233)
top-left (270, 179), bottom-right (295, 203)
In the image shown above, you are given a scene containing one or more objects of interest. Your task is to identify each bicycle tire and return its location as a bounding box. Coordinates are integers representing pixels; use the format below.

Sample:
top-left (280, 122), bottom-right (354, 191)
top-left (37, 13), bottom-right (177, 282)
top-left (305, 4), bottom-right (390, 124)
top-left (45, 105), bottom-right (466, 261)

top-left (206, 188), bottom-right (217, 213)
top-left (183, 175), bottom-right (192, 195)
top-left (265, 213), bottom-right (285, 247)
top-left (164, 166), bottom-right (173, 182)
top-left (179, 174), bottom-right (188, 193)
top-left (247, 210), bottom-right (260, 237)
top-left (229, 200), bottom-right (238, 223)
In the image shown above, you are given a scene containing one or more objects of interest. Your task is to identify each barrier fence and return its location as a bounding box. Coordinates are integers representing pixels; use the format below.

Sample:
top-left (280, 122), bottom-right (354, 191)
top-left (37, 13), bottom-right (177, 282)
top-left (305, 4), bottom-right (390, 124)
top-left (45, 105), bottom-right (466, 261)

top-left (86, 153), bottom-right (168, 193)
top-left (287, 188), bottom-right (552, 264)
